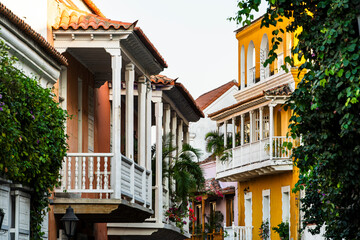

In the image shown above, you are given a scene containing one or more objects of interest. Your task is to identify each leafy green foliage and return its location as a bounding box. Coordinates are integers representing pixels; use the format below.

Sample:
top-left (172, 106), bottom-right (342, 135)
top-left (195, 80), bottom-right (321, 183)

top-left (272, 222), bottom-right (289, 240)
top-left (0, 41), bottom-right (68, 239)
top-left (205, 211), bottom-right (224, 233)
top-left (259, 219), bottom-right (270, 240)
top-left (231, 0), bottom-right (360, 238)
top-left (205, 131), bottom-right (232, 162)
top-left (152, 134), bottom-right (205, 210)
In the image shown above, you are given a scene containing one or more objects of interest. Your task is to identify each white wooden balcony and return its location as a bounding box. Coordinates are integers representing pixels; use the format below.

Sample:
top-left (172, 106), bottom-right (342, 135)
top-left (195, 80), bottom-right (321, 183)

top-left (224, 225), bottom-right (253, 240)
top-left (53, 153), bottom-right (152, 222)
top-left (216, 136), bottom-right (296, 182)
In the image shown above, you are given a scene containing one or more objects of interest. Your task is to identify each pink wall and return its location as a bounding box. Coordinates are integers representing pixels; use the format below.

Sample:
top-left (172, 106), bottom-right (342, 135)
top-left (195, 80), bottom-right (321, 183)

top-left (200, 160), bottom-right (239, 227)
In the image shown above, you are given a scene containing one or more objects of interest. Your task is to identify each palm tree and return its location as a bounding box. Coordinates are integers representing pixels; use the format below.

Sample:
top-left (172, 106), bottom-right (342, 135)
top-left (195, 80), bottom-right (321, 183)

top-left (152, 133), bottom-right (205, 210)
top-left (205, 131), bottom-right (232, 162)
top-left (205, 131), bottom-right (225, 158)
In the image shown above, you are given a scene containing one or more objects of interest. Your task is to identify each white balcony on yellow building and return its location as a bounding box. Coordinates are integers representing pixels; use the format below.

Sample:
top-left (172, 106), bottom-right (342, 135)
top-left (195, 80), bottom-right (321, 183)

top-left (209, 71), bottom-right (297, 182)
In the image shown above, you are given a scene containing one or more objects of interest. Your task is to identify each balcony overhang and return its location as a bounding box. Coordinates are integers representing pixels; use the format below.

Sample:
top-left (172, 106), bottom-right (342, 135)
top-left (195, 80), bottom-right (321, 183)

top-left (216, 159), bottom-right (293, 182)
top-left (53, 197), bottom-right (153, 223)
top-left (107, 222), bottom-right (190, 240)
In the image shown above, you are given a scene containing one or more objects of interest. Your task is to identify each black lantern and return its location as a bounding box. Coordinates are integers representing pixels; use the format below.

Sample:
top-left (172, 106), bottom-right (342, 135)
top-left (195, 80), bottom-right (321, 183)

top-left (0, 208), bottom-right (4, 230)
top-left (60, 206), bottom-right (79, 239)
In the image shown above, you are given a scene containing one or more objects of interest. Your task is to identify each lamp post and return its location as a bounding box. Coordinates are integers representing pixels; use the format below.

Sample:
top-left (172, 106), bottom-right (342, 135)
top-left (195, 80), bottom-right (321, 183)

top-left (0, 208), bottom-right (4, 230)
top-left (60, 206), bottom-right (79, 240)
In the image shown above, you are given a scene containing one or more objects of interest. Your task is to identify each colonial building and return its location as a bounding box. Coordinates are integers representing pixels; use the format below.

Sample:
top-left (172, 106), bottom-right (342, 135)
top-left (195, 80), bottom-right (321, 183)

top-left (0, 0), bottom-right (204, 239)
top-left (208, 16), bottom-right (302, 240)
top-left (190, 80), bottom-right (238, 162)
top-left (0, 2), bottom-right (67, 240)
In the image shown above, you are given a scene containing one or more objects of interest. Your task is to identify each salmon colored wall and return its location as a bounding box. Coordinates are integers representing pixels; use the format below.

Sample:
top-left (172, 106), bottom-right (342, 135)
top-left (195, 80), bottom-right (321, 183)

top-left (238, 171), bottom-right (300, 240)
top-left (94, 223), bottom-right (108, 240)
top-left (95, 82), bottom-right (111, 153)
top-left (63, 52), bottom-right (94, 153)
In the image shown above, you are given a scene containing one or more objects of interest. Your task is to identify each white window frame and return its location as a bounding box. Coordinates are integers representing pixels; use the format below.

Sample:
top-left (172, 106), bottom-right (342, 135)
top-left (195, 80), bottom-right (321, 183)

top-left (281, 186), bottom-right (291, 237)
top-left (244, 192), bottom-right (252, 227)
top-left (262, 189), bottom-right (271, 239)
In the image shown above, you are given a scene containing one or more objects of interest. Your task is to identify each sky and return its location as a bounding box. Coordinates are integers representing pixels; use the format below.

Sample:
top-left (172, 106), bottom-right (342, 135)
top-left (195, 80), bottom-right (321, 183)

top-left (93, 0), bottom-right (267, 99)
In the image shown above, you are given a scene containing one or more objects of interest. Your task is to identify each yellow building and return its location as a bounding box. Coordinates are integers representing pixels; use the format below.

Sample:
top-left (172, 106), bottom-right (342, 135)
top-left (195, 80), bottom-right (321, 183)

top-left (208, 16), bottom-right (302, 240)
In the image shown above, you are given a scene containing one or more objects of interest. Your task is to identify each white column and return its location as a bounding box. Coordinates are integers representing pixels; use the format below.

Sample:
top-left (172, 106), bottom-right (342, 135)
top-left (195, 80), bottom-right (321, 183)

top-left (154, 98), bottom-right (163, 223)
top-left (171, 112), bottom-right (177, 150)
top-left (125, 63), bottom-right (135, 160)
top-left (249, 111), bottom-right (254, 143)
top-left (138, 76), bottom-right (147, 167)
top-left (145, 82), bottom-right (152, 208)
top-left (163, 104), bottom-right (171, 209)
top-left (240, 114), bottom-right (244, 145)
top-left (224, 121), bottom-right (228, 148)
top-left (106, 48), bottom-right (122, 199)
top-left (259, 107), bottom-right (264, 140)
top-left (269, 104), bottom-right (275, 160)
top-left (146, 83), bottom-right (152, 170)
top-left (183, 125), bottom-right (189, 144)
top-left (177, 118), bottom-right (184, 153)
top-left (232, 118), bottom-right (236, 148)
top-left (59, 66), bottom-right (67, 132)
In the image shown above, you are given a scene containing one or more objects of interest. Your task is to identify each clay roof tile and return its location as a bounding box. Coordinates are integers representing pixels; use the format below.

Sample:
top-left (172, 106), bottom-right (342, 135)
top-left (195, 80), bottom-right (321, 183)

top-left (196, 80), bottom-right (238, 111)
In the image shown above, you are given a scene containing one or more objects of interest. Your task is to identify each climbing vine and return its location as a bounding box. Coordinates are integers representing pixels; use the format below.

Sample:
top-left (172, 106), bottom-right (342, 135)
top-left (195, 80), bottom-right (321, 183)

top-left (0, 41), bottom-right (68, 239)
top-left (231, 0), bottom-right (360, 238)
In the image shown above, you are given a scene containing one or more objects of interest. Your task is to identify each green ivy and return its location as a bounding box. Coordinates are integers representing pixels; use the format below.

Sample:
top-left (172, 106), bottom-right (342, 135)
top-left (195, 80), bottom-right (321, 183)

top-left (0, 40), bottom-right (68, 239)
top-left (272, 222), bottom-right (289, 240)
top-left (231, 0), bottom-right (360, 238)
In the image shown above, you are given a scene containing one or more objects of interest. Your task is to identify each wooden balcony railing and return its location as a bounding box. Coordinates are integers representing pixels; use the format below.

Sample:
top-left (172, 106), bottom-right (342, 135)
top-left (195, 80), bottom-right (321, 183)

top-left (55, 153), bottom-right (151, 206)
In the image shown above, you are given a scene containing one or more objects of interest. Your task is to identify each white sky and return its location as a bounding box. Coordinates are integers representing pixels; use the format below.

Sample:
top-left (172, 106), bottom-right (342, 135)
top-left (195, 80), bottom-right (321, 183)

top-left (93, 0), bottom-right (267, 99)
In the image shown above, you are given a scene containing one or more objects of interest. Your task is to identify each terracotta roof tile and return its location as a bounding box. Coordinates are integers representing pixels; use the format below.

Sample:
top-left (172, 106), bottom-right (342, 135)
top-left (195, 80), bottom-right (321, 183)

top-left (53, 3), bottom-right (168, 69)
top-left (196, 80), bottom-right (238, 111)
top-left (82, 0), bottom-right (106, 18)
top-left (0, 3), bottom-right (67, 66)
top-left (150, 75), bottom-right (175, 85)
top-left (264, 83), bottom-right (292, 96)
top-left (199, 155), bottom-right (216, 165)
top-left (203, 178), bottom-right (235, 195)
top-left (54, 9), bottom-right (134, 30)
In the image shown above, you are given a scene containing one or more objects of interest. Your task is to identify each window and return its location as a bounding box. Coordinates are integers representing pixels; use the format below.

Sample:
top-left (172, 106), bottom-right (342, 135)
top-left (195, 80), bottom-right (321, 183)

top-left (244, 192), bottom-right (252, 227)
top-left (282, 186), bottom-right (290, 223)
top-left (254, 110), bottom-right (260, 141)
top-left (244, 115), bottom-right (250, 144)
top-left (226, 197), bottom-right (234, 226)
top-left (196, 204), bottom-right (202, 228)
top-left (247, 41), bottom-right (256, 86)
top-left (262, 189), bottom-right (270, 224)
top-left (263, 109), bottom-right (269, 138)
top-left (210, 201), bottom-right (216, 223)
top-left (260, 34), bottom-right (270, 81)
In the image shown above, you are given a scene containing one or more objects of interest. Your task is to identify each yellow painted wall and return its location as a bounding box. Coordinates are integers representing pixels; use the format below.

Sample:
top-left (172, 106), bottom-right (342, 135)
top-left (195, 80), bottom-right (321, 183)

top-left (237, 170), bottom-right (300, 240)
top-left (236, 17), bottom-right (293, 87)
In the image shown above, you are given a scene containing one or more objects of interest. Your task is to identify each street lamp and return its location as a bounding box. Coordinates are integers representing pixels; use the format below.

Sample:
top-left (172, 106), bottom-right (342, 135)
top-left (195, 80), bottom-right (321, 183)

top-left (60, 206), bottom-right (79, 239)
top-left (0, 209), bottom-right (4, 229)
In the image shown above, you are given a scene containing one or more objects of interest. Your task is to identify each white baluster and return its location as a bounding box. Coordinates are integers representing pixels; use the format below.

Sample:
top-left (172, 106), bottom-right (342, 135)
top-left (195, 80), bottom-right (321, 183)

top-left (82, 156), bottom-right (86, 189)
top-left (89, 157), bottom-right (94, 190)
top-left (104, 157), bottom-right (108, 190)
top-left (75, 157), bottom-right (79, 189)
top-left (62, 157), bottom-right (67, 190)
top-left (68, 157), bottom-right (72, 190)
top-left (96, 157), bottom-right (100, 189)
